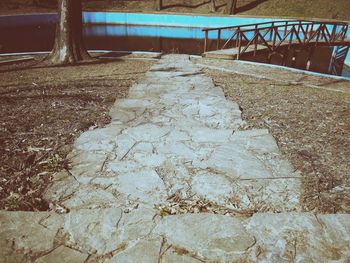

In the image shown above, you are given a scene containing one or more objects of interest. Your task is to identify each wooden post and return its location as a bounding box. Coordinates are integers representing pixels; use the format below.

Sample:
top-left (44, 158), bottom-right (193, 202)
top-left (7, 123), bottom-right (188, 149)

top-left (304, 24), bottom-right (309, 43)
top-left (217, 29), bottom-right (221, 50)
top-left (341, 25), bottom-right (348, 41)
top-left (315, 24), bottom-right (321, 47)
top-left (267, 53), bottom-right (272, 64)
top-left (270, 22), bottom-right (274, 42)
top-left (291, 48), bottom-right (297, 68)
top-left (210, 0), bottom-right (216, 12)
top-left (204, 30), bottom-right (209, 52)
top-left (284, 21), bottom-right (288, 37)
top-left (237, 33), bottom-right (242, 59)
top-left (226, 0), bottom-right (237, 15)
top-left (297, 21), bottom-right (301, 35)
top-left (306, 46), bottom-right (314, 70)
top-left (330, 24), bottom-right (337, 42)
top-left (156, 0), bottom-right (163, 11)
top-left (272, 26), bottom-right (277, 50)
top-left (289, 26), bottom-right (294, 49)
top-left (310, 23), bottom-right (314, 41)
top-left (281, 48), bottom-right (288, 66)
top-left (254, 29), bottom-right (258, 56)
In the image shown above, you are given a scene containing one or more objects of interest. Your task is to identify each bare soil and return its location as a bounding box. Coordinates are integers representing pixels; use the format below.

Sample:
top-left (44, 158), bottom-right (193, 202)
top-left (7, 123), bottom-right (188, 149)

top-left (0, 55), bottom-right (154, 211)
top-left (0, 0), bottom-right (349, 20)
top-left (1, 55), bottom-right (349, 213)
top-left (200, 59), bottom-right (350, 213)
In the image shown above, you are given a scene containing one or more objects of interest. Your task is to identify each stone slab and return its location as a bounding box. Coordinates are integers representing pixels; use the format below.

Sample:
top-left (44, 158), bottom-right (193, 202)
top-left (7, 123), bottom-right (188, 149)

top-left (34, 246), bottom-right (89, 263)
top-left (154, 213), bottom-right (256, 262)
top-left (0, 212), bottom-right (63, 255)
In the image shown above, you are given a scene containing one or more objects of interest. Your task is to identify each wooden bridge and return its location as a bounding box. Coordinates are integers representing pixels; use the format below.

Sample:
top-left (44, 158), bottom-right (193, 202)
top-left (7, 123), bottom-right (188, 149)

top-left (202, 20), bottom-right (350, 75)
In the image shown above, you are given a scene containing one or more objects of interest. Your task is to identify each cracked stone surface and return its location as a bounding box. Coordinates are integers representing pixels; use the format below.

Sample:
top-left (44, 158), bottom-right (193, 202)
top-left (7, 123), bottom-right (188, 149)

top-left (1, 55), bottom-right (349, 262)
top-left (154, 213), bottom-right (257, 262)
top-left (34, 246), bottom-right (89, 263)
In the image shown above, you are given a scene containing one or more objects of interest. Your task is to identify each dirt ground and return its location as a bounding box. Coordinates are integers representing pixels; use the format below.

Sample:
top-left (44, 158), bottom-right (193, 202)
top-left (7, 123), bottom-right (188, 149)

top-left (197, 58), bottom-right (350, 213)
top-left (0, 0), bottom-right (349, 214)
top-left (0, 54), bottom-right (349, 213)
top-left (0, 0), bottom-right (349, 20)
top-left (0, 55), bottom-right (154, 211)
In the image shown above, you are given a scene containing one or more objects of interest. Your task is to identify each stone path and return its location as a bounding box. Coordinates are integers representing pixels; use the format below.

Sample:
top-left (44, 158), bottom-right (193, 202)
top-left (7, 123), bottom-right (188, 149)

top-left (1, 55), bottom-right (349, 262)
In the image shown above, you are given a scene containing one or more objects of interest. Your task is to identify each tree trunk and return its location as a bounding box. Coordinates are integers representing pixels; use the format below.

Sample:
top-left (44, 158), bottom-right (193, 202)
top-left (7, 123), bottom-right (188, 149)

top-left (156, 0), bottom-right (163, 11)
top-left (210, 0), bottom-right (216, 12)
top-left (47, 0), bottom-right (90, 64)
top-left (226, 0), bottom-right (237, 14)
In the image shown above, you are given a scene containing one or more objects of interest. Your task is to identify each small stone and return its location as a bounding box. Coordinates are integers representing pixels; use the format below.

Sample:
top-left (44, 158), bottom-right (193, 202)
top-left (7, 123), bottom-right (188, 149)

top-left (329, 184), bottom-right (350, 193)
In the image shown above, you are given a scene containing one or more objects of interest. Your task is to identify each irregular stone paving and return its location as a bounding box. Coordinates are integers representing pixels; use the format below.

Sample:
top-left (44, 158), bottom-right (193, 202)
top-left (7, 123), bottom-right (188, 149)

top-left (1, 55), bottom-right (349, 262)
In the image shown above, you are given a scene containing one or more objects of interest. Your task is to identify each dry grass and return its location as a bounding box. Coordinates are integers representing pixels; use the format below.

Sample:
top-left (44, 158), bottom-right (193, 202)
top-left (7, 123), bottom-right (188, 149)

top-left (0, 0), bottom-right (349, 20)
top-left (0, 56), bottom-right (154, 211)
top-left (205, 68), bottom-right (350, 213)
top-left (244, 0), bottom-right (350, 21)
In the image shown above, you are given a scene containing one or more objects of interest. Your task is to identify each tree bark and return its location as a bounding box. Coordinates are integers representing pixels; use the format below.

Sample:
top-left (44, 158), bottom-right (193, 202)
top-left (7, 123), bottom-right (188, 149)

top-left (47, 0), bottom-right (90, 64)
top-left (226, 0), bottom-right (237, 14)
top-left (156, 0), bottom-right (163, 11)
top-left (210, 0), bottom-right (216, 12)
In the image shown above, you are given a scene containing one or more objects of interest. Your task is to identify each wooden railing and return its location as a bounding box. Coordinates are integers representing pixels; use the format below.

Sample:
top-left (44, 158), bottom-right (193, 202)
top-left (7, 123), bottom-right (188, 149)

top-left (329, 45), bottom-right (350, 75)
top-left (203, 20), bottom-right (349, 59)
